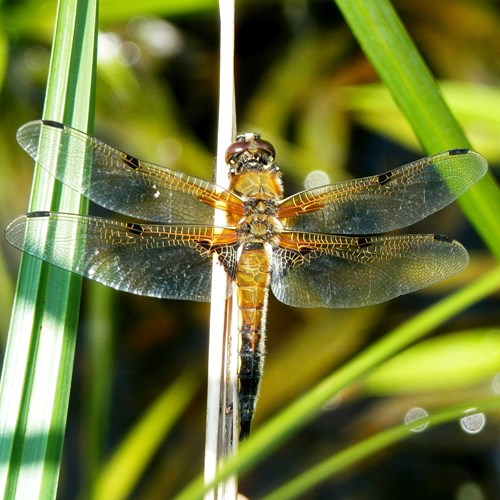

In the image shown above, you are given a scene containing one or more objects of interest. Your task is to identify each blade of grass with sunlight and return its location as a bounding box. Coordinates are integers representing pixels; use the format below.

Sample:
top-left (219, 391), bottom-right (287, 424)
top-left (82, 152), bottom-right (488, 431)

top-left (0, 0), bottom-right (97, 498)
top-left (334, 0), bottom-right (500, 256)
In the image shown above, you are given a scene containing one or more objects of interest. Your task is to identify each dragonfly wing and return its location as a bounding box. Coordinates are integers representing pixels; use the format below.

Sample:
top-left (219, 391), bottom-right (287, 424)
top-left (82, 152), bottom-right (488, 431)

top-left (17, 120), bottom-right (244, 224)
top-left (271, 232), bottom-right (468, 308)
top-left (5, 212), bottom-right (239, 301)
top-left (279, 149), bottom-right (487, 234)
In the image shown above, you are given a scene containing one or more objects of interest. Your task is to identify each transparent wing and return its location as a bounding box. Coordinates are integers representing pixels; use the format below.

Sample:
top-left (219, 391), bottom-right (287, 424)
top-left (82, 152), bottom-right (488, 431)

top-left (271, 231), bottom-right (468, 308)
top-left (278, 149), bottom-right (487, 234)
top-left (17, 120), bottom-right (244, 224)
top-left (5, 212), bottom-right (239, 300)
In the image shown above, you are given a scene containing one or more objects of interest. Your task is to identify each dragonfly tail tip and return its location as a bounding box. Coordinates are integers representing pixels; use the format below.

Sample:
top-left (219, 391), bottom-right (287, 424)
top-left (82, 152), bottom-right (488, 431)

top-left (239, 421), bottom-right (252, 440)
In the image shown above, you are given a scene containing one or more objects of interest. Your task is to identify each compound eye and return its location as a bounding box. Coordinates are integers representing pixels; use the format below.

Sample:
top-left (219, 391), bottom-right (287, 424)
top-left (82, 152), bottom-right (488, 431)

top-left (253, 139), bottom-right (275, 160)
top-left (225, 140), bottom-right (249, 164)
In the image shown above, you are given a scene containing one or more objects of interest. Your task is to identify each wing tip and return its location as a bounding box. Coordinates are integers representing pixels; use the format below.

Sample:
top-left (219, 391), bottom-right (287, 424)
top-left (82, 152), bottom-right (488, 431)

top-left (17, 120), bottom-right (65, 150)
top-left (433, 233), bottom-right (469, 270)
top-left (449, 148), bottom-right (488, 182)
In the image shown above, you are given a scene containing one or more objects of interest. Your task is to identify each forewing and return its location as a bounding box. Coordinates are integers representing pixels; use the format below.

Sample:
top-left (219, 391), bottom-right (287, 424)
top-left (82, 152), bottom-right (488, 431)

top-left (17, 120), bottom-right (244, 224)
top-left (271, 232), bottom-right (468, 308)
top-left (5, 212), bottom-right (238, 301)
top-left (279, 150), bottom-right (487, 234)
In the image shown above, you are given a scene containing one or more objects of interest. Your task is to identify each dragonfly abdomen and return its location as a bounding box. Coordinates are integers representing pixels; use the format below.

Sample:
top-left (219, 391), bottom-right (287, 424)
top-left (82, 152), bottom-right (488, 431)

top-left (235, 242), bottom-right (271, 439)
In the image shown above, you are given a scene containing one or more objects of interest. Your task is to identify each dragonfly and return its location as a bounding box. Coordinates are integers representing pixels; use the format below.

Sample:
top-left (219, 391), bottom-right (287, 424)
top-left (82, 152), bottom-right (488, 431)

top-left (6, 120), bottom-right (487, 439)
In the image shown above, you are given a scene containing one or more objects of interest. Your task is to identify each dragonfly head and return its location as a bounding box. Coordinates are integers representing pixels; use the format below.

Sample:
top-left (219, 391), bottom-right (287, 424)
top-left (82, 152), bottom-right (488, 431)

top-left (225, 133), bottom-right (276, 173)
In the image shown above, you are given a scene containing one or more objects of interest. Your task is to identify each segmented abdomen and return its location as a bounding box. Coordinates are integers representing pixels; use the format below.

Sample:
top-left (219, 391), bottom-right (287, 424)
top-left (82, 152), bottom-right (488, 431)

top-left (235, 243), bottom-right (271, 439)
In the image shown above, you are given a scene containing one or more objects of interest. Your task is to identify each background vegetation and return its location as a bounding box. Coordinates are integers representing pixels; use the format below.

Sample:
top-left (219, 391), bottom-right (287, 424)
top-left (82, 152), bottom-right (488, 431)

top-left (0, 0), bottom-right (499, 498)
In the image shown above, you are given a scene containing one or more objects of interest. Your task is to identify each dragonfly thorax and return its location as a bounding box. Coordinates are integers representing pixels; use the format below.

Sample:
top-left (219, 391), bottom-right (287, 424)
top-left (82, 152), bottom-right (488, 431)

top-left (237, 213), bottom-right (282, 243)
top-left (244, 198), bottom-right (279, 215)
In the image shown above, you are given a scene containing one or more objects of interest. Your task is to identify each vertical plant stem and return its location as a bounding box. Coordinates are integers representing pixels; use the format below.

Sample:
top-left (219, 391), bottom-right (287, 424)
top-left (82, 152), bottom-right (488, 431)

top-left (204, 0), bottom-right (237, 498)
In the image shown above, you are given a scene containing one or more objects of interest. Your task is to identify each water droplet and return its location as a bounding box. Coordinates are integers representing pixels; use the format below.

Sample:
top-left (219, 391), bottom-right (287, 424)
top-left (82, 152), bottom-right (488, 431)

top-left (491, 372), bottom-right (500, 394)
top-left (24, 45), bottom-right (50, 71)
top-left (404, 407), bottom-right (429, 432)
top-left (119, 41), bottom-right (141, 65)
top-left (305, 170), bottom-right (330, 190)
top-left (127, 17), bottom-right (184, 57)
top-left (157, 137), bottom-right (182, 164)
top-left (460, 410), bottom-right (486, 434)
top-left (322, 392), bottom-right (342, 411)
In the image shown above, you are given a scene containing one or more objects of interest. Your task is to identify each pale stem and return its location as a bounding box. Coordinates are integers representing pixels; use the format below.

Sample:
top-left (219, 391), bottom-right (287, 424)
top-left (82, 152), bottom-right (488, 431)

top-left (204, 0), bottom-right (238, 498)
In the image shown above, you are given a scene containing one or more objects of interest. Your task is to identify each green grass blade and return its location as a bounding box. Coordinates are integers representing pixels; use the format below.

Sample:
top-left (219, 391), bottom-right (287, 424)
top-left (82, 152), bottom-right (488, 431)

top-left (0, 0), bottom-right (97, 497)
top-left (334, 0), bottom-right (500, 256)
top-left (362, 328), bottom-right (500, 394)
top-left (0, 19), bottom-right (8, 92)
top-left (336, 0), bottom-right (466, 150)
top-left (92, 370), bottom-right (200, 500)
top-left (341, 81), bottom-right (500, 162)
top-left (81, 283), bottom-right (115, 493)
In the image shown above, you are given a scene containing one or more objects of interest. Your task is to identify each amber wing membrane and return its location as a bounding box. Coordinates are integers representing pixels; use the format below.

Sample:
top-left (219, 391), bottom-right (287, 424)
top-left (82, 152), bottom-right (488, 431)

top-left (278, 150), bottom-right (487, 234)
top-left (5, 212), bottom-right (238, 300)
top-left (271, 232), bottom-right (468, 308)
top-left (16, 120), bottom-right (244, 224)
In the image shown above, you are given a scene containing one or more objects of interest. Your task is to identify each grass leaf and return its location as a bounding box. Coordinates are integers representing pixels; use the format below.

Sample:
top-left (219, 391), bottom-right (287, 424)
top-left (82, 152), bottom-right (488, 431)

top-left (334, 0), bottom-right (500, 256)
top-left (0, 0), bottom-right (97, 497)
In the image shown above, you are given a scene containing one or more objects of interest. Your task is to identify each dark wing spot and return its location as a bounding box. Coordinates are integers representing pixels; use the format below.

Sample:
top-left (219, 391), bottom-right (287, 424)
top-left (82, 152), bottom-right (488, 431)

top-left (377, 171), bottom-right (393, 185)
top-left (41, 120), bottom-right (64, 129)
top-left (449, 148), bottom-right (470, 156)
top-left (357, 237), bottom-right (373, 247)
top-left (433, 234), bottom-right (454, 243)
top-left (126, 222), bottom-right (144, 235)
top-left (123, 153), bottom-right (140, 170)
top-left (27, 211), bottom-right (51, 218)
